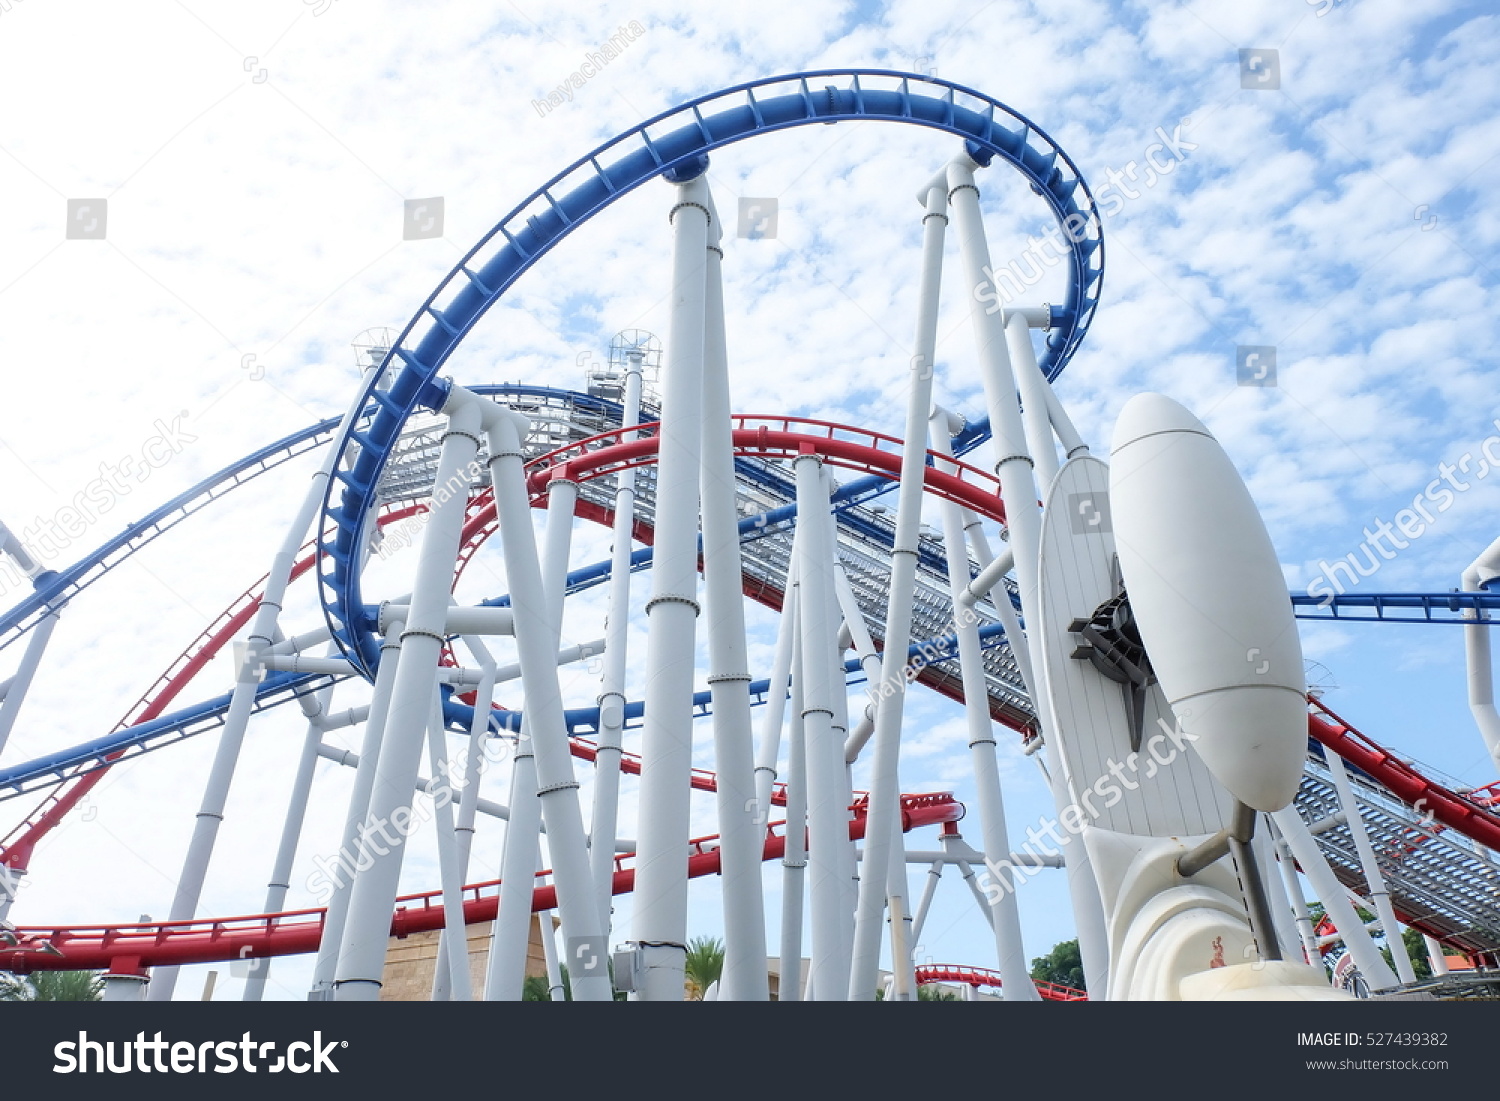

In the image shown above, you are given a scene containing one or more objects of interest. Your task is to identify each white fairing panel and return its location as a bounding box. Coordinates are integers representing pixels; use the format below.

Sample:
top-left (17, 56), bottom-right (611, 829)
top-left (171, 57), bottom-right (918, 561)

top-left (1109, 393), bottom-right (1306, 812)
top-left (1037, 455), bottom-right (1234, 837)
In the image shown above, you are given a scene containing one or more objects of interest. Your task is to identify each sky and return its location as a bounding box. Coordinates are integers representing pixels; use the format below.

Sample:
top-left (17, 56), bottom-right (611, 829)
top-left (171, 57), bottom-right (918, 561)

top-left (0, 0), bottom-right (1496, 1000)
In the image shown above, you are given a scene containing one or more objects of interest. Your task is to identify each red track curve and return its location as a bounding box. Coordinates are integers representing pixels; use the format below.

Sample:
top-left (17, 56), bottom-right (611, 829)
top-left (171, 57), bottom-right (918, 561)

top-left (0, 794), bottom-right (961, 973)
top-left (4, 415), bottom-right (1496, 973)
top-left (914, 964), bottom-right (1087, 1001)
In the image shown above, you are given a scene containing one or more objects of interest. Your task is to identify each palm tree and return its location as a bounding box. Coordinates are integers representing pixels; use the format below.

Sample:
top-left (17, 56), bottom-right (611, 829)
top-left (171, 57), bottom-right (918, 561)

top-left (0, 970), bottom-right (103, 1001)
top-left (683, 936), bottom-right (725, 1000)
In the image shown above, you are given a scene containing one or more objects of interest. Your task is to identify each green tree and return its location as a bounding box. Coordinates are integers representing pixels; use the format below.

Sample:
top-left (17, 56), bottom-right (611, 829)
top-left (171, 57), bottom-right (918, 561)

top-left (1383, 927), bottom-right (1432, 982)
top-left (683, 936), bottom-right (725, 1000)
top-left (0, 970), bottom-right (103, 1001)
top-left (917, 984), bottom-right (958, 1001)
top-left (1030, 938), bottom-right (1085, 992)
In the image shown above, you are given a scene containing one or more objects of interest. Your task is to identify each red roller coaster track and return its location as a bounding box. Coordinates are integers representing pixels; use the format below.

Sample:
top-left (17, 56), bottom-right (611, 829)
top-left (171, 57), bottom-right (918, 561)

top-left (3, 416), bottom-right (1496, 976)
top-left (914, 964), bottom-right (1087, 1001)
top-left (0, 793), bottom-right (961, 974)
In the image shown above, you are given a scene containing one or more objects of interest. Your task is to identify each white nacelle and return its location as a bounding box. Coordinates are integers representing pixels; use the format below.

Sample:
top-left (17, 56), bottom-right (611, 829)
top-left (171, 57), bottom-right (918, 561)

top-left (1109, 393), bottom-right (1306, 812)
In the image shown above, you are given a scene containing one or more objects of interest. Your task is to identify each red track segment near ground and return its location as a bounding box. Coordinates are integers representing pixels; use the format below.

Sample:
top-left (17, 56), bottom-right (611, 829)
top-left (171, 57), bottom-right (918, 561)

top-left (914, 964), bottom-right (1086, 1001)
top-left (0, 794), bottom-right (960, 973)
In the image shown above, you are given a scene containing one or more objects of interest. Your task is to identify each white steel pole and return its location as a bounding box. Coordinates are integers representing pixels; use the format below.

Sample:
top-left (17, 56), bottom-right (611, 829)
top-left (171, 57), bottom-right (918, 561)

top-left (484, 410), bottom-right (611, 1001)
top-left (1269, 818), bottom-right (1321, 965)
top-left (1424, 935), bottom-right (1450, 977)
top-left (243, 666), bottom-right (338, 1001)
top-left (946, 158), bottom-right (1043, 667)
top-left (1462, 536), bottom-right (1500, 773)
top-left (700, 202), bottom-right (769, 1000)
top-left (310, 617), bottom-right (404, 995)
top-left (101, 971), bottom-right (149, 1002)
top-left (154, 384), bottom-right (375, 1001)
top-left (777, 620), bottom-right (808, 1003)
top-left (908, 860), bottom-right (943, 950)
top-left (821, 524), bottom-right (868, 995)
top-left (1272, 805), bottom-right (1400, 989)
top-left (793, 453), bottom-right (853, 1000)
top-left (589, 350), bottom-right (644, 931)
top-left (631, 172), bottom-right (711, 1001)
top-left (1042, 377), bottom-right (1088, 461)
top-left (928, 409), bottom-right (1039, 1001)
top-left (1004, 315), bottom-right (1060, 494)
top-left (848, 181), bottom-right (949, 1000)
top-left (426, 690), bottom-right (475, 1002)
top-left (0, 608), bottom-right (58, 759)
top-left (948, 155), bottom-right (1112, 995)
top-left (486, 725), bottom-right (540, 1000)
top-left (754, 577), bottom-right (798, 822)
top-left (1257, 814), bottom-right (1301, 967)
top-left (1324, 750), bottom-right (1416, 983)
top-left (453, 633), bottom-right (498, 881)
top-left (539, 898), bottom-right (565, 1001)
top-left (332, 398), bottom-right (483, 1000)
top-left (487, 474), bottom-right (583, 999)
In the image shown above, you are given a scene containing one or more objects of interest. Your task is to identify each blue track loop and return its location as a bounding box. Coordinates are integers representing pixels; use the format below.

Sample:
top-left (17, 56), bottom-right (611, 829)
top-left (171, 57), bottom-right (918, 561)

top-left (318, 70), bottom-right (1106, 675)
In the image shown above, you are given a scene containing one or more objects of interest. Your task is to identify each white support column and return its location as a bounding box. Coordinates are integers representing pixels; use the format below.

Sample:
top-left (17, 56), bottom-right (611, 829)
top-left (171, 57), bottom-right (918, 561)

top-left (484, 410), bottom-right (611, 1001)
top-left (539, 901), bottom-right (565, 1001)
top-left (1268, 817), bottom-right (1320, 966)
top-left (793, 454), bottom-right (853, 1000)
top-left (155, 384), bottom-right (375, 1002)
top-left (101, 970), bottom-right (150, 1002)
top-left (0, 608), bottom-right (58, 760)
top-left (590, 351), bottom-right (644, 932)
top-left (243, 667), bottom-right (337, 1001)
top-left (486, 723), bottom-right (540, 1000)
top-left (1257, 814), bottom-right (1301, 968)
top-left (777, 620), bottom-right (808, 1003)
top-left (631, 171), bottom-right (711, 1001)
top-left (0, 864), bottom-right (21, 925)
top-left (948, 154), bottom-right (1111, 996)
top-left (453, 632), bottom-right (497, 881)
top-left (1005, 313), bottom-right (1060, 495)
top-left (1424, 935), bottom-right (1450, 977)
top-left (1324, 750), bottom-right (1416, 983)
top-left (909, 860), bottom-right (943, 950)
top-left (946, 157), bottom-right (1044, 677)
top-left (332, 398), bottom-right (482, 1000)
top-left (700, 197), bottom-right (769, 1000)
top-left (0, 518), bottom-right (54, 762)
top-left (426, 690), bottom-right (474, 1003)
top-left (820, 507), bottom-right (868, 994)
top-left (1272, 805), bottom-right (1400, 989)
top-left (849, 181), bottom-right (949, 1001)
top-left (1462, 536), bottom-right (1500, 773)
top-left (310, 616), bottom-right (405, 995)
top-left (1042, 374), bottom-right (1089, 461)
top-left (928, 409), bottom-right (1039, 1001)
top-left (753, 576), bottom-right (798, 821)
